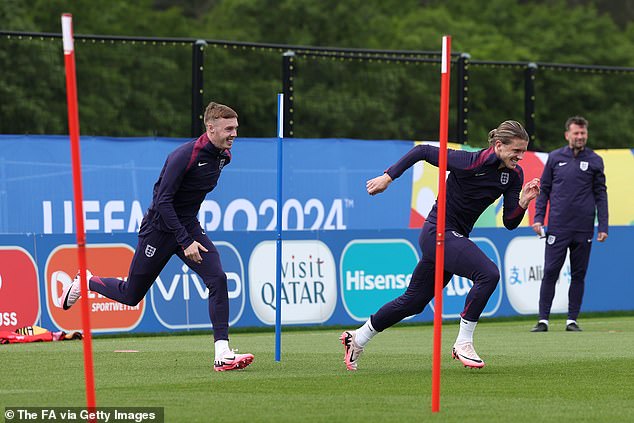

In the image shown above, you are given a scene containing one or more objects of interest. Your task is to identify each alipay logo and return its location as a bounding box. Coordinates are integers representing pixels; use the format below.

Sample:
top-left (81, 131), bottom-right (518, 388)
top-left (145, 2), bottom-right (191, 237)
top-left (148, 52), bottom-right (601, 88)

top-left (340, 239), bottom-right (419, 321)
top-left (504, 236), bottom-right (570, 314)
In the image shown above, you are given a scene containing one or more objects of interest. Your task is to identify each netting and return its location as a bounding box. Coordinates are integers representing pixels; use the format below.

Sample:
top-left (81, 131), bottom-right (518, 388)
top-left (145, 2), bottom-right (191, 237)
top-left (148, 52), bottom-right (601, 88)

top-left (201, 44), bottom-right (284, 138)
top-left (291, 54), bottom-right (456, 141)
top-left (2, 33), bottom-right (634, 148)
top-left (1, 35), bottom-right (191, 137)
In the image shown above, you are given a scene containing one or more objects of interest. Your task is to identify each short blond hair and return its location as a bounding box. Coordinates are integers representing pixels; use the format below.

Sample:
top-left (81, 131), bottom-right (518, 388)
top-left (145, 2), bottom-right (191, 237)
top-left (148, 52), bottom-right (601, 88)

top-left (204, 102), bottom-right (238, 125)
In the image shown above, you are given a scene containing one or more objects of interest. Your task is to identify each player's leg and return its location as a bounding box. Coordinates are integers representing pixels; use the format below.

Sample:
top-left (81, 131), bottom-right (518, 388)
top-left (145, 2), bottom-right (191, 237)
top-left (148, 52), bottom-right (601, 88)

top-left (370, 258), bottom-right (451, 331)
top-left (445, 233), bottom-right (498, 368)
top-left (535, 232), bottom-right (570, 330)
top-left (565, 233), bottom-right (593, 331)
top-left (177, 230), bottom-right (253, 371)
top-left (340, 224), bottom-right (452, 370)
top-left (90, 231), bottom-right (175, 305)
top-left (62, 230), bottom-right (175, 309)
top-left (448, 234), bottom-right (500, 323)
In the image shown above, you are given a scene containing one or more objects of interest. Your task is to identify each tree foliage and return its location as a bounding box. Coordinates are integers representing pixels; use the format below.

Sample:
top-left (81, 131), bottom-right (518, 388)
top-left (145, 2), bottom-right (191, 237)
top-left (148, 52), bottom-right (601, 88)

top-left (1, 0), bottom-right (633, 150)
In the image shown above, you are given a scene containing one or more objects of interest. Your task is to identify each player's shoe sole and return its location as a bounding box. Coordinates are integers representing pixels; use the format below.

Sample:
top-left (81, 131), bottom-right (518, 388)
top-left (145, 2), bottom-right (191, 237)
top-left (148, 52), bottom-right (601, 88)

top-left (214, 353), bottom-right (254, 372)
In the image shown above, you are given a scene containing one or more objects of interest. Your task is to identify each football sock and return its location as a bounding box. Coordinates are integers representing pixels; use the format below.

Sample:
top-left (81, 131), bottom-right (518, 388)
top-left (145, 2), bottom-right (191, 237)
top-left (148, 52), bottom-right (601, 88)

top-left (214, 339), bottom-right (229, 360)
top-left (455, 318), bottom-right (477, 344)
top-left (566, 319), bottom-right (577, 326)
top-left (539, 319), bottom-right (549, 326)
top-left (355, 319), bottom-right (377, 347)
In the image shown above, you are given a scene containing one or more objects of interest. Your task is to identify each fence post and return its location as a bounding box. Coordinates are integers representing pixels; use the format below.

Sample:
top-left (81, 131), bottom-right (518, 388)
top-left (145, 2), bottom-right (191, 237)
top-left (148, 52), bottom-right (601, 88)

top-left (191, 40), bottom-right (207, 138)
top-left (456, 53), bottom-right (470, 144)
top-left (524, 62), bottom-right (537, 150)
top-left (282, 51), bottom-right (295, 138)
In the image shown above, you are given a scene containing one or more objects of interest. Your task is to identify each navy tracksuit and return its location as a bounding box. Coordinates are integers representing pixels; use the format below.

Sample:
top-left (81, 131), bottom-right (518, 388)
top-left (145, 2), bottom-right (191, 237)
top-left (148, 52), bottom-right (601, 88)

top-left (371, 145), bottom-right (527, 330)
top-left (89, 133), bottom-right (232, 341)
top-left (534, 146), bottom-right (608, 321)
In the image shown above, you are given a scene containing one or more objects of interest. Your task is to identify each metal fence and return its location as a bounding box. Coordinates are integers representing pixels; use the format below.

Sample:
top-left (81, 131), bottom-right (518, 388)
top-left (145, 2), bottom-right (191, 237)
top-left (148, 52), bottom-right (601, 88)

top-left (2, 31), bottom-right (634, 150)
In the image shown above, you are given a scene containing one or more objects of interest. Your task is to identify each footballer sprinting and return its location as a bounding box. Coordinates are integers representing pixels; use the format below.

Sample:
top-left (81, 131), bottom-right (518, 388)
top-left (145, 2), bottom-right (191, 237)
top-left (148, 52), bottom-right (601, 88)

top-left (341, 120), bottom-right (541, 370)
top-left (61, 102), bottom-right (253, 372)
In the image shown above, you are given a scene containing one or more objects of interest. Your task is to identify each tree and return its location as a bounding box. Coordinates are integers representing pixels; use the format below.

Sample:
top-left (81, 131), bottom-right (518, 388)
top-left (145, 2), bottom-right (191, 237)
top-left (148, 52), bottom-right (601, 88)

top-left (1, 0), bottom-right (633, 148)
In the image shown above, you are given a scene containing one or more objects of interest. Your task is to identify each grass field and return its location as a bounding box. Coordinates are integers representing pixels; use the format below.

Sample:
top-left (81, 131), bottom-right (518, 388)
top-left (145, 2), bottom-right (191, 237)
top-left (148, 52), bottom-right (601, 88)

top-left (2, 315), bottom-right (634, 422)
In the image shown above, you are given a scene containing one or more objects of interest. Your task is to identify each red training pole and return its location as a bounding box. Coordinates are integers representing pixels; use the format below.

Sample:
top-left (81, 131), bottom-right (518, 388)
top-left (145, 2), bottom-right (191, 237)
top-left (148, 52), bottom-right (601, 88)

top-left (61, 13), bottom-right (97, 415)
top-left (431, 35), bottom-right (451, 413)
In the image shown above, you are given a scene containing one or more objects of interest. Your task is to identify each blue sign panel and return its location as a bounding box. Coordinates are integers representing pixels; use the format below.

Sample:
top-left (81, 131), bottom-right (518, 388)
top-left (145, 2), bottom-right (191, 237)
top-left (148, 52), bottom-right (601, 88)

top-left (0, 135), bottom-right (414, 235)
top-left (149, 242), bottom-right (245, 330)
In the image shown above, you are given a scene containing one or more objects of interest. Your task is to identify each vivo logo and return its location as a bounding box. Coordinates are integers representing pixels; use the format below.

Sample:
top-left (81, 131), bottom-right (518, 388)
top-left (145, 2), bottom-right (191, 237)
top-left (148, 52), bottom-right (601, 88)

top-left (154, 264), bottom-right (241, 301)
top-left (149, 241), bottom-right (245, 330)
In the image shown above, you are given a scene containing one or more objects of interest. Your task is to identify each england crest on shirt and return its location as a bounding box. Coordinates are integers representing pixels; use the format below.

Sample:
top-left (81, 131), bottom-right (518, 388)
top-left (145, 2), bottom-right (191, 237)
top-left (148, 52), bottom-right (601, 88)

top-left (219, 158), bottom-right (226, 170)
top-left (500, 172), bottom-right (509, 185)
top-left (547, 235), bottom-right (556, 245)
top-left (580, 161), bottom-right (588, 171)
top-left (145, 244), bottom-right (156, 257)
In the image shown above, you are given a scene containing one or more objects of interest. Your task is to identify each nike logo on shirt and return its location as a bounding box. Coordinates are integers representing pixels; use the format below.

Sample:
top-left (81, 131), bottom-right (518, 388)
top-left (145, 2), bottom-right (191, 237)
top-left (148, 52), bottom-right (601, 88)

top-left (198, 162), bottom-right (208, 167)
top-left (558, 162), bottom-right (567, 166)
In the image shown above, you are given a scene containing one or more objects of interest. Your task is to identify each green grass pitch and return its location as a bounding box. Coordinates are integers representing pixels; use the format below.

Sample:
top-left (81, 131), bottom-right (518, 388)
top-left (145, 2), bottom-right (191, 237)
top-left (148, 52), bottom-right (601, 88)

top-left (2, 315), bottom-right (633, 422)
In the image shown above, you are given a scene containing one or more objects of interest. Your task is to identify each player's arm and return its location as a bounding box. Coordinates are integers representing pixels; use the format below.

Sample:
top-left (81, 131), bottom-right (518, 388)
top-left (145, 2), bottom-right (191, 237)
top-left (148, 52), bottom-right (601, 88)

top-left (502, 170), bottom-right (540, 230)
top-left (532, 155), bottom-right (553, 235)
top-left (593, 156), bottom-right (609, 241)
top-left (154, 150), bottom-right (194, 249)
top-left (367, 144), bottom-right (472, 195)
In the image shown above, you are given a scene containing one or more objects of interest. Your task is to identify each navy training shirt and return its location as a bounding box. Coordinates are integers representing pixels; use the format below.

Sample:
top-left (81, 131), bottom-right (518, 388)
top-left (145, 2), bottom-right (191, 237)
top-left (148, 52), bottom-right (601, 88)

top-left (139, 133), bottom-right (231, 248)
top-left (386, 144), bottom-right (526, 236)
top-left (534, 146), bottom-right (608, 234)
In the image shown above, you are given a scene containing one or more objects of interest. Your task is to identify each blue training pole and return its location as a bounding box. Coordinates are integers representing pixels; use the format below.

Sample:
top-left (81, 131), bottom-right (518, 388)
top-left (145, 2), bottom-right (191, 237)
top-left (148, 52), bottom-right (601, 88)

top-left (275, 93), bottom-right (284, 361)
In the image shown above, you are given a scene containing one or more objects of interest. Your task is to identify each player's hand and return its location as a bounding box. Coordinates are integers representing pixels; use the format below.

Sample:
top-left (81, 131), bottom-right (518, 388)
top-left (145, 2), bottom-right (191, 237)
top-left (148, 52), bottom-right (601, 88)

top-left (184, 241), bottom-right (208, 264)
top-left (532, 222), bottom-right (544, 236)
top-left (366, 173), bottom-right (393, 195)
top-left (519, 178), bottom-right (540, 208)
top-left (597, 232), bottom-right (608, 242)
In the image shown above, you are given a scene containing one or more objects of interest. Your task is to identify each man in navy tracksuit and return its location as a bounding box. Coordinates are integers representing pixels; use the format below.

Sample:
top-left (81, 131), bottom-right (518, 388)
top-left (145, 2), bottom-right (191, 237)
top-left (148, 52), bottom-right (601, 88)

top-left (62, 102), bottom-right (254, 372)
top-left (341, 120), bottom-right (541, 370)
top-left (531, 116), bottom-right (608, 333)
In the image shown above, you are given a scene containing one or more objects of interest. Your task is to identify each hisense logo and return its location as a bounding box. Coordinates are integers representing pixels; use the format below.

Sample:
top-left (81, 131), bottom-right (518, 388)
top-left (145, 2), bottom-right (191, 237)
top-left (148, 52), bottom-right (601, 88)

top-left (345, 270), bottom-right (411, 290)
top-left (340, 239), bottom-right (419, 321)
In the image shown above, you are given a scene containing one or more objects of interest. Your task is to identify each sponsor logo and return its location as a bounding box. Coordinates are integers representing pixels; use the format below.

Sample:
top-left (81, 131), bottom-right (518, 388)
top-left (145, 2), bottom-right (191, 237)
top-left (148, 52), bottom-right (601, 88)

top-left (198, 161), bottom-right (208, 167)
top-left (504, 236), bottom-right (571, 314)
top-left (149, 241), bottom-right (245, 329)
top-left (145, 244), bottom-right (156, 258)
top-left (0, 247), bottom-right (40, 331)
top-left (580, 161), bottom-right (588, 171)
top-left (340, 239), bottom-right (419, 321)
top-left (500, 172), bottom-right (509, 185)
top-left (558, 162), bottom-right (567, 167)
top-left (249, 240), bottom-right (337, 324)
top-left (430, 238), bottom-right (502, 318)
top-left (475, 172), bottom-right (487, 177)
top-left (42, 198), bottom-right (349, 233)
top-left (451, 231), bottom-right (464, 238)
top-left (46, 244), bottom-right (142, 332)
